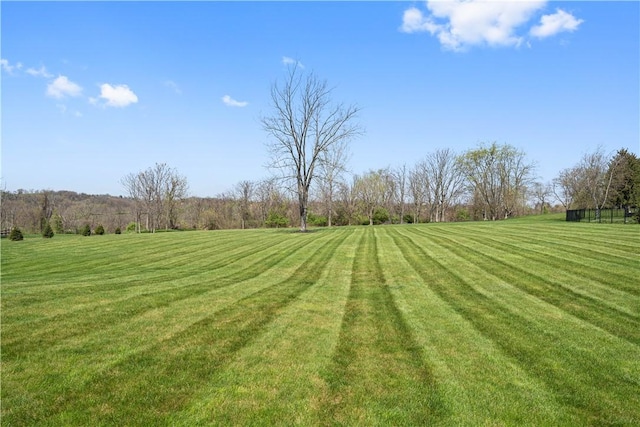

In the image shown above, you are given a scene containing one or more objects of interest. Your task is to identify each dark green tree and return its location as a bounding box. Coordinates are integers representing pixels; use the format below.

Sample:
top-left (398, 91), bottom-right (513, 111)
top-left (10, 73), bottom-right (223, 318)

top-left (95, 224), bottom-right (105, 235)
top-left (606, 149), bottom-right (640, 210)
top-left (9, 227), bottom-right (24, 241)
top-left (42, 222), bottom-right (54, 238)
top-left (81, 224), bottom-right (91, 236)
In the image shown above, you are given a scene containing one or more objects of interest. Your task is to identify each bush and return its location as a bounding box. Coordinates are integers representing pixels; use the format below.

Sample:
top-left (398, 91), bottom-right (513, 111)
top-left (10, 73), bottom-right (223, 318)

top-left (373, 208), bottom-right (389, 225)
top-left (126, 222), bottom-right (137, 233)
top-left (115, 227), bottom-right (122, 234)
top-left (95, 224), bottom-right (105, 235)
top-left (9, 227), bottom-right (24, 241)
top-left (307, 212), bottom-right (327, 227)
top-left (265, 212), bottom-right (289, 228)
top-left (403, 214), bottom-right (414, 224)
top-left (81, 224), bottom-right (91, 236)
top-left (42, 223), bottom-right (54, 238)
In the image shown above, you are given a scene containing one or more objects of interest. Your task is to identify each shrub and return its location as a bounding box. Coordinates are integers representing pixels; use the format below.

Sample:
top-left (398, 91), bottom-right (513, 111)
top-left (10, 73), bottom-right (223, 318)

top-left (307, 212), bottom-right (328, 227)
top-left (42, 223), bottom-right (54, 238)
top-left (81, 224), bottom-right (91, 236)
top-left (265, 212), bottom-right (289, 228)
top-left (9, 227), bottom-right (24, 241)
top-left (403, 214), bottom-right (414, 224)
top-left (95, 224), bottom-right (105, 235)
top-left (455, 208), bottom-right (470, 222)
top-left (126, 222), bottom-right (137, 233)
top-left (115, 227), bottom-right (121, 234)
top-left (373, 208), bottom-right (389, 225)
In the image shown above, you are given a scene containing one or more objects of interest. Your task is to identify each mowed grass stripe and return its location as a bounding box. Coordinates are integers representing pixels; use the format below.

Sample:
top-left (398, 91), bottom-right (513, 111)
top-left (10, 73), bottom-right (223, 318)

top-left (379, 227), bottom-right (580, 425)
top-left (2, 231), bottom-right (334, 423)
top-left (3, 231), bottom-right (312, 359)
top-left (419, 227), bottom-right (640, 344)
top-left (500, 222), bottom-right (639, 261)
top-left (321, 227), bottom-right (443, 425)
top-left (393, 226), bottom-right (640, 425)
top-left (474, 225), bottom-right (640, 285)
top-left (168, 229), bottom-right (360, 426)
top-left (25, 228), bottom-right (352, 426)
top-left (2, 230), bottom-right (285, 293)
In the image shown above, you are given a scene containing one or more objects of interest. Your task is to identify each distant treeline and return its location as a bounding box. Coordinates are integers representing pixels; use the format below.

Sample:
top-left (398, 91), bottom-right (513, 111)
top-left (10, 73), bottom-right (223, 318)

top-left (2, 145), bottom-right (637, 234)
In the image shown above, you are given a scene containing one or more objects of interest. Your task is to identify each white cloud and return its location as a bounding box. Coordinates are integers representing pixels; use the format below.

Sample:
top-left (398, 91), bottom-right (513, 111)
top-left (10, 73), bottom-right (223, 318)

top-left (401, 0), bottom-right (582, 51)
top-left (400, 7), bottom-right (439, 34)
top-left (222, 95), bottom-right (248, 107)
top-left (282, 56), bottom-right (305, 69)
top-left (1, 58), bottom-right (22, 74)
top-left (98, 83), bottom-right (138, 107)
top-left (530, 9), bottom-right (584, 38)
top-left (26, 65), bottom-right (53, 78)
top-left (47, 75), bottom-right (83, 98)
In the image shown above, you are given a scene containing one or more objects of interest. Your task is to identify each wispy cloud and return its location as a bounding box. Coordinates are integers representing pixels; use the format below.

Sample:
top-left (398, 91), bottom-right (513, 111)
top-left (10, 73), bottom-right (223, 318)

top-left (95, 83), bottom-right (139, 107)
top-left (1, 58), bottom-right (23, 74)
top-left (26, 65), bottom-right (53, 78)
top-left (530, 9), bottom-right (584, 39)
top-left (222, 95), bottom-right (248, 108)
top-left (46, 75), bottom-right (83, 98)
top-left (164, 80), bottom-right (182, 95)
top-left (282, 56), bottom-right (305, 69)
top-left (400, 1), bottom-right (582, 52)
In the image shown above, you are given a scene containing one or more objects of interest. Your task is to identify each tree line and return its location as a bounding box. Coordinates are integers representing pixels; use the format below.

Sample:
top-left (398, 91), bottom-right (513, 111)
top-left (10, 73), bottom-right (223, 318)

top-left (2, 66), bottom-right (638, 234)
top-left (2, 143), bottom-right (637, 235)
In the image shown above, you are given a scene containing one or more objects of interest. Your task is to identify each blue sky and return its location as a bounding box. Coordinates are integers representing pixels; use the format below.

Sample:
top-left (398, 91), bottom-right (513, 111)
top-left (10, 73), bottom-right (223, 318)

top-left (2, 1), bottom-right (638, 197)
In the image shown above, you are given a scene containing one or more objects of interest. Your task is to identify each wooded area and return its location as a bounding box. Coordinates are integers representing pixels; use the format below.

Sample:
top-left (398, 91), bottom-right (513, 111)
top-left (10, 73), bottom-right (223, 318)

top-left (2, 145), bottom-right (637, 235)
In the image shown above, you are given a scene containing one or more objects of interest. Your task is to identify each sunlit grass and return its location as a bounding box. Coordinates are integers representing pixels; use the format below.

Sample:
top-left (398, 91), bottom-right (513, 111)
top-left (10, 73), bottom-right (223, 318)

top-left (2, 219), bottom-right (639, 425)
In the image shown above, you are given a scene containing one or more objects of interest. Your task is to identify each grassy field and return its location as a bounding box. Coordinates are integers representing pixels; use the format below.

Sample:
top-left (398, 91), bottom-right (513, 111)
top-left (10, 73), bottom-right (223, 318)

top-left (2, 216), bottom-right (639, 426)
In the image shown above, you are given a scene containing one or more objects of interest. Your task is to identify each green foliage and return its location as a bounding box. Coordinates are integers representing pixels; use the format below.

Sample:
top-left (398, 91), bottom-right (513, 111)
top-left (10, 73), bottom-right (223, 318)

top-left (115, 227), bottom-right (122, 235)
top-left (42, 222), bottom-right (54, 238)
top-left (9, 227), bottom-right (24, 241)
top-left (52, 213), bottom-right (64, 234)
top-left (265, 212), bottom-right (289, 228)
top-left (403, 214), bottom-right (414, 224)
top-left (307, 212), bottom-right (327, 227)
top-left (455, 208), bottom-right (470, 222)
top-left (95, 224), bottom-right (105, 235)
top-left (372, 207), bottom-right (389, 225)
top-left (126, 222), bottom-right (137, 233)
top-left (80, 224), bottom-right (91, 236)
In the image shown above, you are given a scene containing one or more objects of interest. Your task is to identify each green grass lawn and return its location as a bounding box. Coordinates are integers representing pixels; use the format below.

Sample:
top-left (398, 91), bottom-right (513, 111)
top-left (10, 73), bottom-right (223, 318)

top-left (2, 217), bottom-right (639, 425)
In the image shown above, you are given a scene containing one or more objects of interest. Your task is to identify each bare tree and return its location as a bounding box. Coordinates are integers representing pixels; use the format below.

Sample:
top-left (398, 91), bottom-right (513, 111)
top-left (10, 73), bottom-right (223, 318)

top-left (234, 180), bottom-right (255, 229)
top-left (317, 140), bottom-right (350, 227)
top-left (121, 163), bottom-right (188, 232)
top-left (552, 167), bottom-right (580, 210)
top-left (262, 64), bottom-right (362, 231)
top-left (393, 164), bottom-right (408, 223)
top-left (458, 142), bottom-right (535, 220)
top-left (531, 182), bottom-right (552, 214)
top-left (408, 164), bottom-right (428, 223)
top-left (354, 169), bottom-right (394, 225)
top-left (423, 148), bottom-right (465, 222)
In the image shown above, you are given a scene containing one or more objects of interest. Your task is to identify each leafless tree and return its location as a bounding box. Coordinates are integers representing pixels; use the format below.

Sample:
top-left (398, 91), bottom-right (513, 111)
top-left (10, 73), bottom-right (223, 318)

top-left (531, 182), bottom-right (552, 214)
top-left (262, 64), bottom-right (362, 231)
top-left (408, 164), bottom-right (428, 223)
top-left (392, 164), bottom-right (408, 223)
top-left (458, 142), bottom-right (535, 220)
top-left (423, 148), bottom-right (465, 222)
top-left (234, 180), bottom-right (255, 229)
top-left (317, 140), bottom-right (350, 227)
top-left (354, 169), bottom-right (394, 225)
top-left (121, 163), bottom-right (188, 232)
top-left (552, 167), bottom-right (580, 209)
